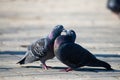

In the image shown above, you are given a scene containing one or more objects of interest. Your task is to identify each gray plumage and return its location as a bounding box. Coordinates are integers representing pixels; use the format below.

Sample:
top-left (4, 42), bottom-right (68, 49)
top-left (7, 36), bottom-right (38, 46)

top-left (17, 25), bottom-right (65, 70)
top-left (54, 30), bottom-right (113, 72)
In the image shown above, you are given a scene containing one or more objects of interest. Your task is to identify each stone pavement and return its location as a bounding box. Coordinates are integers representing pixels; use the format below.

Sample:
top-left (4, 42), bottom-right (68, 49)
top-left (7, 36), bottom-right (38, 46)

top-left (0, 0), bottom-right (120, 80)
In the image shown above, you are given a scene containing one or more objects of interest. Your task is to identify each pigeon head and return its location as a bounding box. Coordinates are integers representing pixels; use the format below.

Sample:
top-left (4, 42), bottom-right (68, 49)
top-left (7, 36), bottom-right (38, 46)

top-left (54, 29), bottom-right (76, 48)
top-left (66, 30), bottom-right (76, 42)
top-left (48, 25), bottom-right (65, 40)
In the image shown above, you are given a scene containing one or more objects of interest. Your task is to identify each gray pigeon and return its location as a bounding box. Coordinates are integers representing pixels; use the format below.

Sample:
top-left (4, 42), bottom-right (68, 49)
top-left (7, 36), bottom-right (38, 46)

top-left (17, 25), bottom-right (65, 70)
top-left (54, 30), bottom-right (113, 72)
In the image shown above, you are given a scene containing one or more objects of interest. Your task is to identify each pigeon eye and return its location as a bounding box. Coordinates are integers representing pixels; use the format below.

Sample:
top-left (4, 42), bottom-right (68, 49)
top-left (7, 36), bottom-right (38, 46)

top-left (70, 31), bottom-right (74, 34)
top-left (56, 26), bottom-right (60, 29)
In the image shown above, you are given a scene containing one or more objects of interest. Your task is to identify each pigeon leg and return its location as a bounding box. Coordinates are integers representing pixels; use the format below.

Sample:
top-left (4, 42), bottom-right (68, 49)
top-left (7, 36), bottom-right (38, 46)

top-left (60, 67), bottom-right (73, 72)
top-left (65, 67), bottom-right (73, 72)
top-left (41, 63), bottom-right (52, 70)
top-left (42, 63), bottom-right (48, 70)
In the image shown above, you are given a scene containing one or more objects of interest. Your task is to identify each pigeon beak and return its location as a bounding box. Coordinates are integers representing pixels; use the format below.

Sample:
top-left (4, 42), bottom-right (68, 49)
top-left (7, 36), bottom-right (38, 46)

top-left (62, 29), bottom-right (67, 33)
top-left (66, 30), bottom-right (71, 35)
top-left (61, 29), bottom-right (67, 35)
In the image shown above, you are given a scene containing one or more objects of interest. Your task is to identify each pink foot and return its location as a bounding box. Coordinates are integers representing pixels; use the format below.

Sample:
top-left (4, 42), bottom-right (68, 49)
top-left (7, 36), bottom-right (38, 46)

top-left (60, 67), bottom-right (73, 72)
top-left (41, 64), bottom-right (52, 70)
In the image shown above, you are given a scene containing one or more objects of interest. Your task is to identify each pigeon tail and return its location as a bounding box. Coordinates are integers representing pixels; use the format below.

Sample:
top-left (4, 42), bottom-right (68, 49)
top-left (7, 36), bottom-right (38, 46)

top-left (17, 57), bottom-right (26, 65)
top-left (17, 51), bottom-right (40, 65)
top-left (87, 58), bottom-right (113, 70)
top-left (97, 59), bottom-right (113, 70)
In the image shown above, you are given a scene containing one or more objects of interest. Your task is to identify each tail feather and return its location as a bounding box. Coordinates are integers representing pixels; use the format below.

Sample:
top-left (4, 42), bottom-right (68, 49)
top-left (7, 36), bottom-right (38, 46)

top-left (96, 59), bottom-right (113, 70)
top-left (87, 59), bottom-right (113, 70)
top-left (17, 53), bottom-right (40, 65)
top-left (17, 57), bottom-right (26, 65)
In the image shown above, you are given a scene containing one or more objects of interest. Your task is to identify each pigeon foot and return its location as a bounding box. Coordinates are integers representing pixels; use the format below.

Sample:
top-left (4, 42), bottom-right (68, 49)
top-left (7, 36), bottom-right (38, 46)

top-left (41, 64), bottom-right (52, 70)
top-left (60, 67), bottom-right (73, 72)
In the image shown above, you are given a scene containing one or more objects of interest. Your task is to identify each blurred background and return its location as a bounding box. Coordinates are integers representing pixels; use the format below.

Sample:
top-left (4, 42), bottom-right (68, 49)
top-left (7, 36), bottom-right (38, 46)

top-left (0, 0), bottom-right (120, 54)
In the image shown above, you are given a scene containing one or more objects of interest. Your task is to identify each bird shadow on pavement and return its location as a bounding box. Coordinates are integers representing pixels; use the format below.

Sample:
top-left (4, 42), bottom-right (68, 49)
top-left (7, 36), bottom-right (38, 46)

top-left (21, 66), bottom-right (67, 70)
top-left (20, 65), bottom-right (67, 70)
top-left (21, 66), bottom-right (42, 68)
top-left (21, 65), bottom-right (120, 73)
top-left (52, 67), bottom-right (120, 72)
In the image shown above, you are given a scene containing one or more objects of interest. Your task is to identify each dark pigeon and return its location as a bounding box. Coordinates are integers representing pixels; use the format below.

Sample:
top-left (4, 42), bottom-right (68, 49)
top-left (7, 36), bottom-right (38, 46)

top-left (54, 30), bottom-right (113, 72)
top-left (17, 25), bottom-right (65, 70)
top-left (107, 0), bottom-right (120, 14)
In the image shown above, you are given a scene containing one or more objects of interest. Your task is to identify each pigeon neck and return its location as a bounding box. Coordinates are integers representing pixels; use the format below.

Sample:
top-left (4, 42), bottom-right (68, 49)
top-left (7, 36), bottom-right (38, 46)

top-left (48, 34), bottom-right (54, 41)
top-left (55, 35), bottom-right (68, 46)
top-left (48, 31), bottom-right (56, 41)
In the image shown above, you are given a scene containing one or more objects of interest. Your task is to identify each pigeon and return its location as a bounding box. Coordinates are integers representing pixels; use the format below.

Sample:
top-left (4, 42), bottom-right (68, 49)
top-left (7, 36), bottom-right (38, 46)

top-left (54, 30), bottom-right (113, 72)
top-left (107, 0), bottom-right (120, 14)
top-left (17, 25), bottom-right (65, 70)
